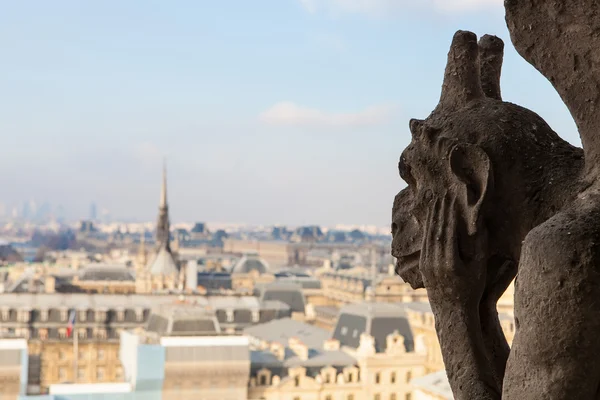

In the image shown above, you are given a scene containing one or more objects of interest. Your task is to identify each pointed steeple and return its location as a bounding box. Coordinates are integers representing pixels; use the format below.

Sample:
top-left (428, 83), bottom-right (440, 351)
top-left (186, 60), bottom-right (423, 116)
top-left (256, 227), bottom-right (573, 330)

top-left (155, 159), bottom-right (171, 251)
top-left (147, 160), bottom-right (179, 277)
top-left (160, 159), bottom-right (168, 209)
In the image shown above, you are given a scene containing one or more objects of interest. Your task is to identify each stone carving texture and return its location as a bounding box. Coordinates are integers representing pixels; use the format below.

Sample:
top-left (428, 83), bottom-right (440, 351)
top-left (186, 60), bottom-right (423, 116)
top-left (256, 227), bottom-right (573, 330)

top-left (392, 2), bottom-right (600, 399)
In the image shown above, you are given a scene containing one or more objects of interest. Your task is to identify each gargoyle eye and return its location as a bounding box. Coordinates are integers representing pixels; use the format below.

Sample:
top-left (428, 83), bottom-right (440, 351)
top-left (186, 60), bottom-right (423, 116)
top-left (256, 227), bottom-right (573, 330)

top-left (398, 156), bottom-right (416, 187)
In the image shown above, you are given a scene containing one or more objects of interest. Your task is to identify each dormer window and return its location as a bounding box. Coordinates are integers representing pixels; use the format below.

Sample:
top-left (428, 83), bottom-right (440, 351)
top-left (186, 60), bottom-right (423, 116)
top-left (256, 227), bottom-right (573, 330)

top-left (18, 309), bottom-right (30, 322)
top-left (95, 310), bottom-right (105, 322)
top-left (95, 328), bottom-right (107, 340)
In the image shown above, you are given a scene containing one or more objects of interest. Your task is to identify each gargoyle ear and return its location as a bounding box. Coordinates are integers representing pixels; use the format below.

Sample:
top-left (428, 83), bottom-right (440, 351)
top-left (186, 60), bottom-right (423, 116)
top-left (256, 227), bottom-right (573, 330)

top-left (449, 143), bottom-right (492, 235)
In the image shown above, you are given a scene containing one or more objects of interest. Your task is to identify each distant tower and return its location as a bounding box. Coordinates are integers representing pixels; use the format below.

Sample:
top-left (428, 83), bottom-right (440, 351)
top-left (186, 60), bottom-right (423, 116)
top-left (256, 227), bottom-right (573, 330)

top-left (145, 160), bottom-right (178, 277)
top-left (156, 160), bottom-right (170, 250)
top-left (137, 234), bottom-right (148, 269)
top-left (89, 202), bottom-right (97, 221)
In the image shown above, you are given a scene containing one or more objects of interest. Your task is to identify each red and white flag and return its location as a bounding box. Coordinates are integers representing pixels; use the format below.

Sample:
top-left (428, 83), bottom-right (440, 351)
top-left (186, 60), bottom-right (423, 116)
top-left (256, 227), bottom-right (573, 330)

top-left (66, 310), bottom-right (76, 338)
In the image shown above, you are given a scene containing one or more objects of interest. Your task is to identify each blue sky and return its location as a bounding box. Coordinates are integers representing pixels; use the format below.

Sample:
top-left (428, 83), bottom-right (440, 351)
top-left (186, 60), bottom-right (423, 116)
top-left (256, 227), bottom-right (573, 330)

top-left (0, 0), bottom-right (578, 226)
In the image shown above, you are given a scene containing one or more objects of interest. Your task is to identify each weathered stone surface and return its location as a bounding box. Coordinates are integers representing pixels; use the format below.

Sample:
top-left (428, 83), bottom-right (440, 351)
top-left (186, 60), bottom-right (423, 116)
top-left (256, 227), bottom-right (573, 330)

top-left (392, 2), bottom-right (600, 398)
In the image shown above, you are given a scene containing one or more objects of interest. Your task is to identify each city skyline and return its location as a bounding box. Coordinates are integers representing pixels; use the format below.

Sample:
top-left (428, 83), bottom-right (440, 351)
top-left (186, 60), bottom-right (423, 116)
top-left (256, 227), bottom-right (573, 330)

top-left (0, 0), bottom-right (580, 226)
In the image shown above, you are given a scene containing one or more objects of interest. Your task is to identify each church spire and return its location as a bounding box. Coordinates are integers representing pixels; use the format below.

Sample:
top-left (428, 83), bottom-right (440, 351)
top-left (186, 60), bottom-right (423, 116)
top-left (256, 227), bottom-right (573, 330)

top-left (160, 158), bottom-right (168, 209)
top-left (155, 159), bottom-right (170, 251)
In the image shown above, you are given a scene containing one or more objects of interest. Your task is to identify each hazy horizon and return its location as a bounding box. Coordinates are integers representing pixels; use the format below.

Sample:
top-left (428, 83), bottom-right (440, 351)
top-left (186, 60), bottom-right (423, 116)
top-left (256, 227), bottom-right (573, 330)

top-left (0, 0), bottom-right (580, 226)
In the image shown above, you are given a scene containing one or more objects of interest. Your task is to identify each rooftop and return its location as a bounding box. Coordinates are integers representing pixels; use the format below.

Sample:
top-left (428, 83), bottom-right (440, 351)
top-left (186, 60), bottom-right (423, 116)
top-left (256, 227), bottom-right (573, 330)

top-left (412, 370), bottom-right (453, 399)
top-left (244, 318), bottom-right (330, 350)
top-left (79, 264), bottom-right (135, 282)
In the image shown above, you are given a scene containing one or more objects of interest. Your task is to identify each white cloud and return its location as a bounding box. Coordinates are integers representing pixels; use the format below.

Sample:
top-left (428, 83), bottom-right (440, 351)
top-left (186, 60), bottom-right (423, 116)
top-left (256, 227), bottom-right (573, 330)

top-left (298, 0), bottom-right (503, 15)
top-left (259, 102), bottom-right (396, 127)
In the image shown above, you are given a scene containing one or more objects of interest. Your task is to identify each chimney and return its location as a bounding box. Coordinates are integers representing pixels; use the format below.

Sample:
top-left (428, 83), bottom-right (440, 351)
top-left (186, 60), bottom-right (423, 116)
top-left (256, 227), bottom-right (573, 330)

top-left (288, 337), bottom-right (309, 361)
top-left (270, 342), bottom-right (285, 361)
top-left (44, 276), bottom-right (55, 293)
top-left (323, 338), bottom-right (340, 351)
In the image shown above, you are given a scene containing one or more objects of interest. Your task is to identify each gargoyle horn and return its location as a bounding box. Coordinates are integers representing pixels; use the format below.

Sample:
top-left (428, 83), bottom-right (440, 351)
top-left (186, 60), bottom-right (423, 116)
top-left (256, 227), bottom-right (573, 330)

top-left (438, 30), bottom-right (484, 111)
top-left (479, 34), bottom-right (504, 101)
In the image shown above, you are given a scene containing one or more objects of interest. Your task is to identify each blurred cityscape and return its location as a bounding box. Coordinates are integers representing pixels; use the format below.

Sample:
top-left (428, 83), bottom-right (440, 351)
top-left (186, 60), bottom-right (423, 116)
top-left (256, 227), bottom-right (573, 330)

top-left (0, 166), bottom-right (515, 400)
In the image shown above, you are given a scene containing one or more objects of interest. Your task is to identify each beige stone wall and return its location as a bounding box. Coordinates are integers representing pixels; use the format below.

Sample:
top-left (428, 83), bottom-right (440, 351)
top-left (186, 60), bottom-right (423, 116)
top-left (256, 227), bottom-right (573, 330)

top-left (0, 370), bottom-right (22, 400)
top-left (163, 362), bottom-right (249, 400)
top-left (30, 341), bottom-right (122, 390)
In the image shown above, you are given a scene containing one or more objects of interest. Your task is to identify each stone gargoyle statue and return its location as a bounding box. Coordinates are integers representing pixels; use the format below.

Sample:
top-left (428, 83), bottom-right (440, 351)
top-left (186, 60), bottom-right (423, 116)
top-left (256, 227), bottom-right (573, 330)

top-left (392, 1), bottom-right (600, 399)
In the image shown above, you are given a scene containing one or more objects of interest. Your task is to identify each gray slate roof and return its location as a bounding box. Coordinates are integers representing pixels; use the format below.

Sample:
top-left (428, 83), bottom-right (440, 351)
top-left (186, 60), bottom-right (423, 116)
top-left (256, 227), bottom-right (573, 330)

top-left (79, 264), bottom-right (135, 281)
top-left (244, 318), bottom-right (330, 350)
top-left (147, 245), bottom-right (178, 276)
top-left (333, 302), bottom-right (414, 353)
top-left (412, 370), bottom-right (453, 399)
top-left (146, 304), bottom-right (220, 336)
top-left (259, 282), bottom-right (306, 313)
top-left (231, 255), bottom-right (269, 274)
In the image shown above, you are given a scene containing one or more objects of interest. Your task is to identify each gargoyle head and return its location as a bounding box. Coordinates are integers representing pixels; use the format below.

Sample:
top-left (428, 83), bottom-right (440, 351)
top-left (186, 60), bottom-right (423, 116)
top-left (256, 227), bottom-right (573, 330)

top-left (392, 31), bottom-right (581, 292)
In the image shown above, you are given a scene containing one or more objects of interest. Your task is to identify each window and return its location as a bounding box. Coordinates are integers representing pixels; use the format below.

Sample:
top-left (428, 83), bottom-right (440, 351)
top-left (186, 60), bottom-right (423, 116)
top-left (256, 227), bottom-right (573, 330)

top-left (406, 371), bottom-right (412, 383)
top-left (19, 310), bottom-right (30, 322)
top-left (95, 310), bottom-right (105, 322)
top-left (325, 396), bottom-right (332, 400)
top-left (375, 372), bottom-right (381, 384)
top-left (79, 351), bottom-right (86, 360)
top-left (1, 308), bottom-right (9, 320)
top-left (38, 329), bottom-right (48, 340)
top-left (293, 397), bottom-right (300, 400)
top-left (405, 394), bottom-right (412, 400)
top-left (324, 373), bottom-right (331, 383)
top-left (259, 375), bottom-right (267, 385)
top-left (347, 373), bottom-right (353, 383)
top-left (79, 310), bottom-right (87, 322)
top-left (58, 328), bottom-right (67, 339)
top-left (252, 310), bottom-right (260, 323)
top-left (374, 395), bottom-right (381, 400)
top-left (341, 326), bottom-right (348, 335)
top-left (95, 328), bottom-right (107, 340)
top-left (77, 368), bottom-right (85, 381)
top-left (226, 309), bottom-right (234, 322)
top-left (391, 395), bottom-right (397, 400)
top-left (391, 372), bottom-right (396, 384)
top-left (97, 367), bottom-right (105, 381)
top-left (60, 309), bottom-right (68, 321)
top-left (348, 396), bottom-right (355, 400)
top-left (97, 349), bottom-right (105, 360)
top-left (116, 310), bottom-right (125, 321)
top-left (135, 308), bottom-right (144, 322)
top-left (58, 368), bottom-right (67, 381)
top-left (59, 351), bottom-right (66, 361)
top-left (295, 376), bottom-right (300, 387)
top-left (353, 329), bottom-right (358, 338)
top-left (40, 309), bottom-right (48, 321)
top-left (78, 329), bottom-right (87, 340)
